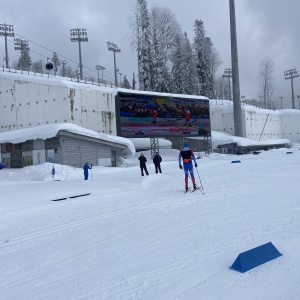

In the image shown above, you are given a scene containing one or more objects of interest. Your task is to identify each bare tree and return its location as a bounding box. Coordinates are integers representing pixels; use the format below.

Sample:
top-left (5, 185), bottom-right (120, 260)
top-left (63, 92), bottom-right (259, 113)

top-left (258, 57), bottom-right (274, 108)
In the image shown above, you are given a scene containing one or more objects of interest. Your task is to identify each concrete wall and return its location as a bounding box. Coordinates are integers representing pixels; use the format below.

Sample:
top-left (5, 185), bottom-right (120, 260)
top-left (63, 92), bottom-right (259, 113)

top-left (210, 101), bottom-right (300, 143)
top-left (0, 74), bottom-right (116, 135)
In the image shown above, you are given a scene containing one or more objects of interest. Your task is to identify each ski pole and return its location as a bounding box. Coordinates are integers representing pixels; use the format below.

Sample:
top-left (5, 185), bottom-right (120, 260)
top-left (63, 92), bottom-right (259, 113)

top-left (195, 167), bottom-right (203, 190)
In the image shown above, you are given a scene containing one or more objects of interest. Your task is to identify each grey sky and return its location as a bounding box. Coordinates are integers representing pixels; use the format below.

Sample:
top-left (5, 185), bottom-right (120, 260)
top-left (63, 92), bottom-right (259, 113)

top-left (1, 0), bottom-right (299, 108)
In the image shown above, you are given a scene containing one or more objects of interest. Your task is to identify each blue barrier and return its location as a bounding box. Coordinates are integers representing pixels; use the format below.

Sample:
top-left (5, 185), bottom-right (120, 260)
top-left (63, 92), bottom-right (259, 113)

top-left (230, 242), bottom-right (282, 273)
top-left (286, 152), bottom-right (293, 154)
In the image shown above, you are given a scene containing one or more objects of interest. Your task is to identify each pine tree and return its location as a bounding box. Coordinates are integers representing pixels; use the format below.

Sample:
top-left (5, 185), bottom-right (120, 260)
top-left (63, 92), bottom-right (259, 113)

top-left (192, 19), bottom-right (221, 98)
top-left (17, 48), bottom-right (32, 71)
top-left (122, 75), bottom-right (132, 89)
top-left (136, 0), bottom-right (153, 91)
top-left (193, 19), bottom-right (206, 95)
top-left (182, 32), bottom-right (197, 94)
top-left (171, 34), bottom-right (185, 94)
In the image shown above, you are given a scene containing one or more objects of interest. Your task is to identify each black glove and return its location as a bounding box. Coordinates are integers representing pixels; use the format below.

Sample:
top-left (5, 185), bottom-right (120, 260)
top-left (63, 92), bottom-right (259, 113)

top-left (195, 163), bottom-right (198, 168)
top-left (91, 164), bottom-right (93, 168)
top-left (179, 165), bottom-right (183, 169)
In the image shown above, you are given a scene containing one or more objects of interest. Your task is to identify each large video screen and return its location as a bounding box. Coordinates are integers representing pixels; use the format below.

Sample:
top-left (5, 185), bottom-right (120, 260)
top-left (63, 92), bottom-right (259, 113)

top-left (116, 92), bottom-right (211, 138)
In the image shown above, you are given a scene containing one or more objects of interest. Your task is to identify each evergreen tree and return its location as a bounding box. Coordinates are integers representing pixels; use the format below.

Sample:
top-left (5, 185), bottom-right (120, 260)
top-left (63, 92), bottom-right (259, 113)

top-left (193, 19), bottom-right (206, 95)
top-left (182, 32), bottom-right (197, 94)
top-left (17, 48), bottom-right (32, 71)
top-left (171, 34), bottom-right (186, 94)
top-left (193, 19), bottom-right (221, 98)
top-left (122, 75), bottom-right (132, 89)
top-left (136, 0), bottom-right (153, 91)
top-left (149, 6), bottom-right (179, 92)
top-left (51, 52), bottom-right (60, 76)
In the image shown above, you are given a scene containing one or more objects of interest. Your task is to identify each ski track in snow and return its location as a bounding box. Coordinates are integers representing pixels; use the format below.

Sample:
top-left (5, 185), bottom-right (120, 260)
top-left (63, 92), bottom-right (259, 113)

top-left (0, 149), bottom-right (300, 299)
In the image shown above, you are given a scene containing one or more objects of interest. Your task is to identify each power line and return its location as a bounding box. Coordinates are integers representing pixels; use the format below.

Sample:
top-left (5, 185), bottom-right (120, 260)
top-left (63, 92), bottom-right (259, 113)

top-left (1, 33), bottom-right (114, 81)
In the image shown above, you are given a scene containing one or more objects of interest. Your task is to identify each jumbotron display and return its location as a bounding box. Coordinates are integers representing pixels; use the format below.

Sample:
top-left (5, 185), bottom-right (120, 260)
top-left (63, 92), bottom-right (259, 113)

top-left (116, 92), bottom-right (211, 138)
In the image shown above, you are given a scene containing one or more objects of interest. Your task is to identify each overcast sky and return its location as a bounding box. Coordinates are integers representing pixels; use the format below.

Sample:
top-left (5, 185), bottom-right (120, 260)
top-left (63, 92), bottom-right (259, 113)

top-left (1, 0), bottom-right (299, 108)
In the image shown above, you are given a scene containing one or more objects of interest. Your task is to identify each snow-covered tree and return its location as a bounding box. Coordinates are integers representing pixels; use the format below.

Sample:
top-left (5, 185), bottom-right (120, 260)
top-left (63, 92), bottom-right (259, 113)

top-left (134, 0), bottom-right (153, 90)
top-left (192, 20), bottom-right (221, 98)
top-left (32, 59), bottom-right (44, 73)
top-left (51, 52), bottom-right (60, 76)
top-left (193, 19), bottom-right (206, 95)
top-left (149, 6), bottom-right (180, 92)
top-left (17, 48), bottom-right (32, 71)
top-left (122, 74), bottom-right (132, 89)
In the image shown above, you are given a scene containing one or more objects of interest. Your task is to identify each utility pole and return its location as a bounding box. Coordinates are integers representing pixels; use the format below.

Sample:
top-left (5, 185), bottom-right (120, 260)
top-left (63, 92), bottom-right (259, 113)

top-left (229, 0), bottom-right (243, 137)
top-left (222, 68), bottom-right (232, 100)
top-left (107, 42), bottom-right (121, 87)
top-left (14, 38), bottom-right (29, 71)
top-left (284, 69), bottom-right (299, 109)
top-left (70, 28), bottom-right (88, 80)
top-left (0, 23), bottom-right (14, 68)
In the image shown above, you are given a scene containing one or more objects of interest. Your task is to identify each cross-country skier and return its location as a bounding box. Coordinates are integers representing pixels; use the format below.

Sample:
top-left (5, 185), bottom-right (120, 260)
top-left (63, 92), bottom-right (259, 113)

top-left (83, 162), bottom-right (92, 180)
top-left (153, 150), bottom-right (162, 174)
top-left (179, 142), bottom-right (198, 191)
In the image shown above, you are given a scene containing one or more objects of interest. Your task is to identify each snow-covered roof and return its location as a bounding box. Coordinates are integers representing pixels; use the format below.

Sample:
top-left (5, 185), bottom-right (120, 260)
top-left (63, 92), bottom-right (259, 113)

top-left (211, 131), bottom-right (290, 148)
top-left (0, 70), bottom-right (209, 100)
top-left (0, 123), bottom-right (135, 158)
top-left (209, 99), bottom-right (300, 116)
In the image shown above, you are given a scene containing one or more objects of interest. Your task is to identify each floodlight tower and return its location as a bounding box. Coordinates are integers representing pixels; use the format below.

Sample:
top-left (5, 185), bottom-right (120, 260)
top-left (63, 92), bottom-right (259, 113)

top-left (222, 68), bottom-right (232, 100)
top-left (229, 0), bottom-right (243, 137)
top-left (284, 69), bottom-right (299, 109)
top-left (107, 42), bottom-right (121, 87)
top-left (95, 65), bottom-right (105, 83)
top-left (14, 38), bottom-right (29, 71)
top-left (0, 23), bottom-right (14, 68)
top-left (70, 28), bottom-right (88, 80)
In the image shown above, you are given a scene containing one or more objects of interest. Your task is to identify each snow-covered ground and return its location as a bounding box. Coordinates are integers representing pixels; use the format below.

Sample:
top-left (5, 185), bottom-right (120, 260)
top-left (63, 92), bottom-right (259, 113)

top-left (1, 145), bottom-right (300, 300)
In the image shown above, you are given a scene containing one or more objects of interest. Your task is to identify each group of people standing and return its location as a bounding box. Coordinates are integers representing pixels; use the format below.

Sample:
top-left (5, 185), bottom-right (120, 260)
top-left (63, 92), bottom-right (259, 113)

top-left (138, 142), bottom-right (199, 191)
top-left (138, 150), bottom-right (162, 176)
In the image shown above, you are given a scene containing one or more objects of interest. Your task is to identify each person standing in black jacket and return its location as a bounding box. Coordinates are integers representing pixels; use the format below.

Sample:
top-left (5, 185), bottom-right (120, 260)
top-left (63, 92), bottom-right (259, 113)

top-left (138, 153), bottom-right (149, 176)
top-left (153, 150), bottom-right (162, 174)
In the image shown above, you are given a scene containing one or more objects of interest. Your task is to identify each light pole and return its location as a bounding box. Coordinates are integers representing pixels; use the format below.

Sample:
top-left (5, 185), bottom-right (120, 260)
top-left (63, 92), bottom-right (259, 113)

top-left (107, 42), bottom-right (121, 87)
top-left (0, 24), bottom-right (14, 68)
top-left (70, 28), bottom-right (88, 80)
top-left (229, 0), bottom-right (243, 137)
top-left (14, 38), bottom-right (29, 71)
top-left (284, 69), bottom-right (299, 109)
top-left (95, 65), bottom-right (105, 84)
top-left (297, 95), bottom-right (300, 110)
top-left (279, 96), bottom-right (283, 109)
top-left (222, 68), bottom-right (232, 100)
